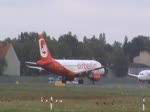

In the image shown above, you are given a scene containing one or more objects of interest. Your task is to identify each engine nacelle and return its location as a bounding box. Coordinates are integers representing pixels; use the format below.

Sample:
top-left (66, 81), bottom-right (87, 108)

top-left (88, 71), bottom-right (101, 81)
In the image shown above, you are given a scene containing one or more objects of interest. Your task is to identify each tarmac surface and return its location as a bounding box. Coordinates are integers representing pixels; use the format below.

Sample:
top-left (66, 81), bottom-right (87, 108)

top-left (68, 83), bottom-right (150, 88)
top-left (0, 76), bottom-right (149, 88)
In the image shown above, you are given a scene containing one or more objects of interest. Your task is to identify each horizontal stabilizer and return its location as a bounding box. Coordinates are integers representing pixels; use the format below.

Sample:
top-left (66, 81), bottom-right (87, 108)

top-left (26, 65), bottom-right (44, 71)
top-left (25, 61), bottom-right (37, 65)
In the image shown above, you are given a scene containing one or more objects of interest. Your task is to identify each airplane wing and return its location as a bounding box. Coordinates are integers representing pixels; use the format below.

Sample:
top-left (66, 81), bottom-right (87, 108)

top-left (128, 69), bottom-right (138, 78)
top-left (75, 66), bottom-right (105, 77)
top-left (128, 73), bottom-right (138, 77)
top-left (25, 61), bottom-right (44, 71)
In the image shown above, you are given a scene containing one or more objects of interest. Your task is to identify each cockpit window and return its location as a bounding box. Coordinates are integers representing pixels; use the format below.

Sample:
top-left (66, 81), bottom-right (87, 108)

top-left (139, 73), bottom-right (143, 75)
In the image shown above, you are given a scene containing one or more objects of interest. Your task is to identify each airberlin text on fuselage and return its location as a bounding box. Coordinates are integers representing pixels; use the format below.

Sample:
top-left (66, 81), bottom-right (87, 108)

top-left (77, 63), bottom-right (96, 69)
top-left (39, 38), bottom-right (48, 58)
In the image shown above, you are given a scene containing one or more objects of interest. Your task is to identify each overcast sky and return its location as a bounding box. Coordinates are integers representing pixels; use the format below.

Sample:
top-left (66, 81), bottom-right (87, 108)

top-left (0, 0), bottom-right (150, 44)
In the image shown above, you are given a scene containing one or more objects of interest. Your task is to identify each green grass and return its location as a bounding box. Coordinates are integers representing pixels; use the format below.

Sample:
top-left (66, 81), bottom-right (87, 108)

top-left (0, 84), bottom-right (149, 112)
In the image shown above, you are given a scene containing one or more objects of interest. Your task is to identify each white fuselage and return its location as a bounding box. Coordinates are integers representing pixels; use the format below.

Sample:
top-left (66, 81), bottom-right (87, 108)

top-left (56, 59), bottom-right (105, 74)
top-left (138, 70), bottom-right (150, 80)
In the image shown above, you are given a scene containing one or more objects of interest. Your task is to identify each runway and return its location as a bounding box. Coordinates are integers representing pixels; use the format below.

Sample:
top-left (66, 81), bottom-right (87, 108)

top-left (0, 76), bottom-right (149, 89)
top-left (67, 76), bottom-right (150, 88)
top-left (68, 83), bottom-right (150, 88)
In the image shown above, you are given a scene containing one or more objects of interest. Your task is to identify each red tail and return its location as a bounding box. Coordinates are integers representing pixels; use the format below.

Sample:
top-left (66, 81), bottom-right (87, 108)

top-left (37, 35), bottom-right (53, 66)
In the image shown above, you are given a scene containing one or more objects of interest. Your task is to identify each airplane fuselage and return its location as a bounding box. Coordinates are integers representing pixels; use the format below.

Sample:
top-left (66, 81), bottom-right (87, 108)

top-left (57, 59), bottom-right (104, 73)
top-left (39, 59), bottom-right (104, 77)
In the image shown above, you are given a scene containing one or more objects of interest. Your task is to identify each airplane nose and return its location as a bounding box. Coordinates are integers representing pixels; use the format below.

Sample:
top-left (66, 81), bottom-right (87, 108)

top-left (138, 75), bottom-right (141, 79)
top-left (104, 67), bottom-right (108, 74)
top-left (99, 68), bottom-right (105, 74)
top-left (138, 75), bottom-right (144, 80)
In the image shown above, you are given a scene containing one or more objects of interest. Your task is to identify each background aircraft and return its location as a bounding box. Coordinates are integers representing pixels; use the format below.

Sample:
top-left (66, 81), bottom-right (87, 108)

top-left (26, 35), bottom-right (106, 83)
top-left (128, 70), bottom-right (150, 85)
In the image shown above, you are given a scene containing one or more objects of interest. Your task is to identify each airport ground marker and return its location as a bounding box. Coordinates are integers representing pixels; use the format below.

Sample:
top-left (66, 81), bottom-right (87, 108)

top-left (50, 96), bottom-right (53, 111)
top-left (142, 96), bottom-right (145, 111)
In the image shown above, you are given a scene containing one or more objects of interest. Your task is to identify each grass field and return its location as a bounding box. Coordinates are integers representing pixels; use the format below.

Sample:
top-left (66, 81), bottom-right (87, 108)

top-left (0, 83), bottom-right (149, 112)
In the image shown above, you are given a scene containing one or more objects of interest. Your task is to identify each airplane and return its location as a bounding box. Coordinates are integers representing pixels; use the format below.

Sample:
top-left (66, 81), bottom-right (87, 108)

top-left (128, 70), bottom-right (150, 85)
top-left (25, 35), bottom-right (106, 83)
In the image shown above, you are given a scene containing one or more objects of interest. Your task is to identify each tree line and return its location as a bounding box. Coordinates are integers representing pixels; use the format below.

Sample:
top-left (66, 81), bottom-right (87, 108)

top-left (1, 31), bottom-right (150, 77)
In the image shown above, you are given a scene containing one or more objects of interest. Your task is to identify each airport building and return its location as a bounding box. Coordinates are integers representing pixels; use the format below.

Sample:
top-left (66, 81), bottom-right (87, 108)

top-left (0, 42), bottom-right (20, 76)
top-left (134, 51), bottom-right (150, 66)
top-left (129, 51), bottom-right (150, 74)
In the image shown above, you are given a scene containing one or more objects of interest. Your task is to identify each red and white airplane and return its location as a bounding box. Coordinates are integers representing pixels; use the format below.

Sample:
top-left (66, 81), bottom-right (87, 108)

top-left (26, 35), bottom-right (106, 83)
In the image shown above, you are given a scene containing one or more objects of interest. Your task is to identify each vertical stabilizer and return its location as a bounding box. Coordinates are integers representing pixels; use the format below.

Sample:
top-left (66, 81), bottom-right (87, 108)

top-left (38, 35), bottom-right (53, 64)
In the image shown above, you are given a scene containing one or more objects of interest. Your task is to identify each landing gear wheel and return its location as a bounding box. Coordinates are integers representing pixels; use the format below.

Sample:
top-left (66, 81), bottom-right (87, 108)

top-left (62, 77), bottom-right (67, 83)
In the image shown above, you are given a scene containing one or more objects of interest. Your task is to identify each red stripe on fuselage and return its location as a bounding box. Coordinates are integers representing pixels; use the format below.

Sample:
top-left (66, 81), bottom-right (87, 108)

top-left (40, 60), bottom-right (75, 77)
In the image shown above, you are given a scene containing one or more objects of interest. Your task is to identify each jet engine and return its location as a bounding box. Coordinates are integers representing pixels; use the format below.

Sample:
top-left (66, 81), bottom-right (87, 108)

top-left (88, 71), bottom-right (101, 82)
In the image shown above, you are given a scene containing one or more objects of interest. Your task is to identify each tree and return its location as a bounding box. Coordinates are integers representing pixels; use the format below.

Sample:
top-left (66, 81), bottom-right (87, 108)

top-left (58, 32), bottom-right (78, 59)
top-left (130, 36), bottom-right (149, 58)
top-left (112, 50), bottom-right (129, 77)
top-left (112, 41), bottom-right (129, 77)
top-left (82, 34), bottom-right (106, 64)
top-left (123, 36), bottom-right (128, 55)
top-left (104, 43), bottom-right (113, 67)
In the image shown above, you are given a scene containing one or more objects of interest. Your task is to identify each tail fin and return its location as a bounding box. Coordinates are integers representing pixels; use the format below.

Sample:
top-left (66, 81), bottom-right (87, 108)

top-left (38, 35), bottom-right (53, 65)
